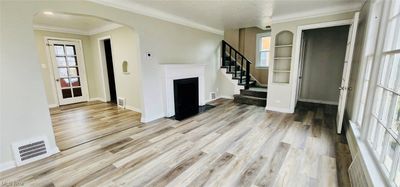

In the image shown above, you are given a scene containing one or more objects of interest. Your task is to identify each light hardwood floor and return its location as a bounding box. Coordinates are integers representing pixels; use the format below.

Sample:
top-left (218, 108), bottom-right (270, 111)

top-left (50, 101), bottom-right (141, 150)
top-left (0, 99), bottom-right (351, 187)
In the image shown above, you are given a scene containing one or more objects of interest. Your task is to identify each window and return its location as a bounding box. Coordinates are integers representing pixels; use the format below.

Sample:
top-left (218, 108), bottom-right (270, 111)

top-left (356, 55), bottom-right (373, 126)
top-left (365, 0), bottom-right (400, 185)
top-left (256, 33), bottom-right (271, 68)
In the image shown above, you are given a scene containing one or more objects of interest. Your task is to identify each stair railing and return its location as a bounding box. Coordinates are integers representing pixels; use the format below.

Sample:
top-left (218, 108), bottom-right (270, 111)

top-left (221, 40), bottom-right (252, 89)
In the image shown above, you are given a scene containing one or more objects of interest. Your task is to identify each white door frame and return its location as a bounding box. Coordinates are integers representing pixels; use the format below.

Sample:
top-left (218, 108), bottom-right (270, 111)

top-left (290, 19), bottom-right (354, 112)
top-left (45, 37), bottom-right (89, 106)
top-left (97, 36), bottom-right (118, 102)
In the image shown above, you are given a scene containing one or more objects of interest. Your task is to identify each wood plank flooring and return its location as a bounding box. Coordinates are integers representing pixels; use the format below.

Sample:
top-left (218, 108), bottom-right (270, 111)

top-left (0, 99), bottom-right (352, 187)
top-left (50, 101), bottom-right (141, 150)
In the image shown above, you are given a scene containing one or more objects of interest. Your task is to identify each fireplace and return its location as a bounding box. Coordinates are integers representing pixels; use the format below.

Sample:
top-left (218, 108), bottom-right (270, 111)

top-left (173, 77), bottom-right (199, 120)
top-left (162, 64), bottom-right (205, 118)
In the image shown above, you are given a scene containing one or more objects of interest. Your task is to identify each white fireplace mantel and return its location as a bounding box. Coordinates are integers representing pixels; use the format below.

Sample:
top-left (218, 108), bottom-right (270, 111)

top-left (162, 64), bottom-right (206, 117)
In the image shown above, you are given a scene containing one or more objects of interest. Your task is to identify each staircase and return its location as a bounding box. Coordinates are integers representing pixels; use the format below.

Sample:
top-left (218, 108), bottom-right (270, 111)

top-left (221, 40), bottom-right (267, 107)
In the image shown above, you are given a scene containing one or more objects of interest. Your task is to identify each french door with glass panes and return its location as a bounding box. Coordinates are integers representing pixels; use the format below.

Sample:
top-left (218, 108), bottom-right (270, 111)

top-left (48, 40), bottom-right (88, 105)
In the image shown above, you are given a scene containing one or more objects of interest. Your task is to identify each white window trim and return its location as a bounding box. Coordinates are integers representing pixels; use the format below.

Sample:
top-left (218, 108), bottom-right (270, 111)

top-left (256, 32), bottom-right (271, 69)
top-left (350, 0), bottom-right (400, 186)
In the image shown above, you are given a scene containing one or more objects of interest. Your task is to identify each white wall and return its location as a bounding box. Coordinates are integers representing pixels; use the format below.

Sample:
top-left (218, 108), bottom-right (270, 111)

top-left (34, 26), bottom-right (142, 112)
top-left (299, 26), bottom-right (349, 104)
top-left (90, 27), bottom-right (142, 111)
top-left (0, 0), bottom-right (222, 167)
top-left (267, 12), bottom-right (355, 112)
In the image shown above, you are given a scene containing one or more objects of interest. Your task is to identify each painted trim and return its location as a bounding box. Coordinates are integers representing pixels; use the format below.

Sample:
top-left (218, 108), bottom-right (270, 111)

top-left (43, 37), bottom-right (59, 107)
top-left (45, 37), bottom-right (90, 105)
top-left (33, 23), bottom-right (122, 36)
top-left (97, 36), bottom-right (113, 102)
top-left (298, 98), bottom-right (338, 105)
top-left (87, 23), bottom-right (122, 35)
top-left (97, 36), bottom-right (123, 105)
top-left (218, 95), bottom-right (234, 100)
top-left (290, 19), bottom-right (353, 114)
top-left (140, 113), bottom-right (164, 123)
top-left (272, 2), bottom-right (362, 24)
top-left (265, 105), bottom-right (293, 113)
top-left (48, 104), bottom-right (58, 108)
top-left (125, 105), bottom-right (141, 113)
top-left (88, 0), bottom-right (224, 35)
top-left (89, 97), bottom-right (106, 102)
top-left (0, 146), bottom-right (59, 172)
top-left (34, 25), bottom-right (89, 35)
top-left (348, 121), bottom-right (389, 186)
top-left (0, 161), bottom-right (16, 172)
top-left (255, 32), bottom-right (271, 68)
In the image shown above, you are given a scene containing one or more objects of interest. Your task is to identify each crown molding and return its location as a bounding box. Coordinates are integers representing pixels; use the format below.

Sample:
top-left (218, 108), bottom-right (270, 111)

top-left (33, 25), bottom-right (90, 35)
top-left (271, 2), bottom-right (363, 24)
top-left (33, 23), bottom-right (122, 36)
top-left (88, 0), bottom-right (224, 35)
top-left (87, 23), bottom-right (122, 35)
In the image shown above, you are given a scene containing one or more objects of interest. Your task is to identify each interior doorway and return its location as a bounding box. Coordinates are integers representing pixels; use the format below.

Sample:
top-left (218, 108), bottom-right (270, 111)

top-left (47, 38), bottom-right (89, 105)
top-left (103, 39), bottom-right (117, 103)
top-left (292, 13), bottom-right (359, 134)
top-left (297, 25), bottom-right (350, 105)
top-left (98, 37), bottom-right (117, 103)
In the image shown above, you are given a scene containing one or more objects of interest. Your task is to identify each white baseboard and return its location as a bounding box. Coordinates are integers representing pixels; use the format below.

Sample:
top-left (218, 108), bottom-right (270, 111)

top-left (219, 95), bottom-right (234, 99)
top-left (125, 105), bottom-right (141, 113)
top-left (0, 146), bottom-right (59, 172)
top-left (48, 104), bottom-right (58, 108)
top-left (141, 113), bottom-right (164, 123)
top-left (0, 161), bottom-right (16, 172)
top-left (51, 146), bottom-right (60, 155)
top-left (89, 97), bottom-right (106, 102)
top-left (265, 105), bottom-right (293, 113)
top-left (204, 98), bottom-right (217, 103)
top-left (204, 95), bottom-right (233, 103)
top-left (298, 98), bottom-right (338, 105)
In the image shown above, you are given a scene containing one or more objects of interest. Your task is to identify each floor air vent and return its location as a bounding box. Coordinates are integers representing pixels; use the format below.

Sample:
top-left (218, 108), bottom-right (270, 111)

top-left (117, 97), bottom-right (126, 109)
top-left (12, 136), bottom-right (51, 166)
top-left (210, 92), bottom-right (216, 100)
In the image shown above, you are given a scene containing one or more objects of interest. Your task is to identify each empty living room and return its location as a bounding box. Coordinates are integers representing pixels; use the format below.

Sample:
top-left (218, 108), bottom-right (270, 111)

top-left (1, 0), bottom-right (399, 186)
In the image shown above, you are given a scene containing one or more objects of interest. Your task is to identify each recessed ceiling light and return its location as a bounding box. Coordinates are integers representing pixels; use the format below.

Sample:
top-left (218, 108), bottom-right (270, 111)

top-left (43, 11), bottom-right (54, 15)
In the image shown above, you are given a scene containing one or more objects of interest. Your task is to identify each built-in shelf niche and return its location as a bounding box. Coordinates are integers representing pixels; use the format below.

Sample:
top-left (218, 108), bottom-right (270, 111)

top-left (273, 30), bottom-right (293, 84)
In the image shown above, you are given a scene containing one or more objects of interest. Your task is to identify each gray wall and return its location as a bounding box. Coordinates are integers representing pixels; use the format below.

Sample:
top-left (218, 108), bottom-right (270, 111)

top-left (299, 25), bottom-right (349, 104)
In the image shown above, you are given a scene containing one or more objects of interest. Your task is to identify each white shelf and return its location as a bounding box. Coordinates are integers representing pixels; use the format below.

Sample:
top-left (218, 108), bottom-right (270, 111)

top-left (275, 44), bottom-right (293, 48)
top-left (273, 30), bottom-right (294, 84)
top-left (273, 70), bottom-right (291, 73)
top-left (274, 57), bottom-right (291, 60)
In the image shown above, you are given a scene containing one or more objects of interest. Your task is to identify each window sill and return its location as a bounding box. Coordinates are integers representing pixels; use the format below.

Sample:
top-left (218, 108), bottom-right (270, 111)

top-left (348, 121), bottom-right (391, 187)
top-left (255, 66), bottom-right (268, 69)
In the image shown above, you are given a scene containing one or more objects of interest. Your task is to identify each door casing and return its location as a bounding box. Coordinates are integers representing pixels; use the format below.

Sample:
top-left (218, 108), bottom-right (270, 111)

top-left (45, 37), bottom-right (89, 106)
top-left (291, 13), bottom-right (360, 134)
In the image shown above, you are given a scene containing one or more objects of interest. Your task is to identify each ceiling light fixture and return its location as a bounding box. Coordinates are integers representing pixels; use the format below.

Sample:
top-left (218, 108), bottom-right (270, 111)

top-left (43, 11), bottom-right (54, 15)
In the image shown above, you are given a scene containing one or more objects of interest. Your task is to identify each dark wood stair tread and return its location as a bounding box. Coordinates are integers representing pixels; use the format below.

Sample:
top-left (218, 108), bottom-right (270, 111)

top-left (233, 94), bottom-right (266, 107)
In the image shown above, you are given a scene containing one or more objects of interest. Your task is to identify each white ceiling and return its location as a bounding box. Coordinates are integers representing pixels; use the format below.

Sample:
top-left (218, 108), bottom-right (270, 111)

top-left (33, 0), bottom-right (364, 35)
top-left (33, 12), bottom-right (121, 35)
top-left (91, 0), bottom-right (364, 34)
